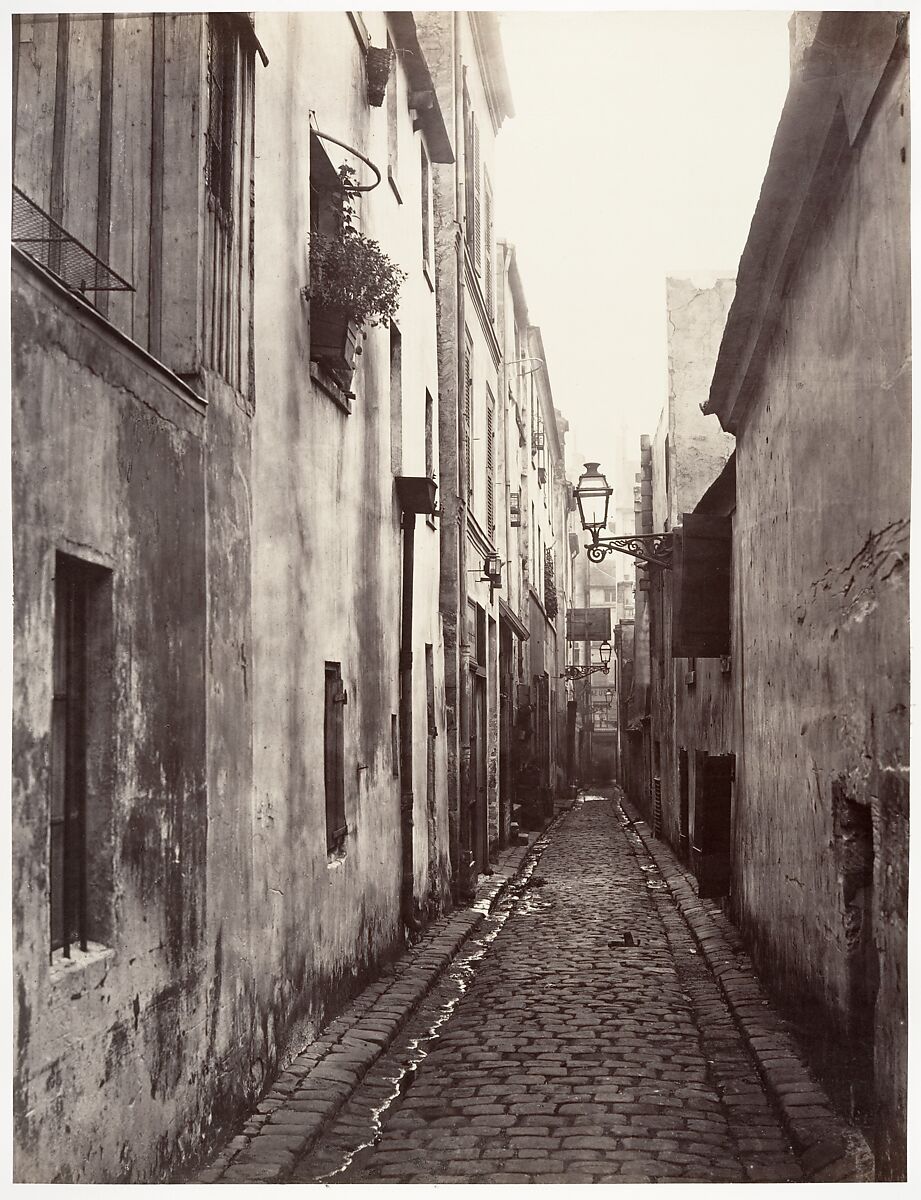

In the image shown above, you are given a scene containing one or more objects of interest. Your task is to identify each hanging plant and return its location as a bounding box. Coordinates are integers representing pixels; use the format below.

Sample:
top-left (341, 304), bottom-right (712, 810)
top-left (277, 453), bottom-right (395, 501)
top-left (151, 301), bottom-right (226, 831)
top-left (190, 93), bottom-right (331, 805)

top-left (366, 45), bottom-right (394, 108)
top-left (305, 165), bottom-right (406, 331)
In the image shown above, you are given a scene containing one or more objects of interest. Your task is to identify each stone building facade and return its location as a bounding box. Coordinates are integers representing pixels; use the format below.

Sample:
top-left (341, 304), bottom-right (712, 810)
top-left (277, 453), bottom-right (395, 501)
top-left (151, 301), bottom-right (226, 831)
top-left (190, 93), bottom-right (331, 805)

top-left (702, 12), bottom-right (909, 1178)
top-left (11, 10), bottom-right (454, 1181)
top-left (618, 12), bottom-right (909, 1179)
top-left (418, 11), bottom-right (514, 887)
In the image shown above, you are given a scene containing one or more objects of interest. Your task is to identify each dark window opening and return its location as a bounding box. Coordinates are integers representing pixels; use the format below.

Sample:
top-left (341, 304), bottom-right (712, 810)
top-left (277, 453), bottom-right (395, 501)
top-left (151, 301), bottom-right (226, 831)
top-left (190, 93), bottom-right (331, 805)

top-left (324, 663), bottom-right (347, 850)
top-left (678, 748), bottom-right (690, 861)
top-left (390, 323), bottom-right (402, 473)
top-left (206, 16), bottom-right (237, 223)
top-left (420, 142), bottom-right (431, 269)
top-left (692, 751), bottom-right (734, 899)
top-left (50, 553), bottom-right (112, 958)
top-left (424, 389), bottom-right (435, 481)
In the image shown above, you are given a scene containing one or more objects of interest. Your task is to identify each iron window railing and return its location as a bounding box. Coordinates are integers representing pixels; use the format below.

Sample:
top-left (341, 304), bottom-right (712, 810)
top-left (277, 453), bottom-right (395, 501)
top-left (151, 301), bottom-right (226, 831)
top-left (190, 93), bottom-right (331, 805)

top-left (12, 185), bottom-right (134, 295)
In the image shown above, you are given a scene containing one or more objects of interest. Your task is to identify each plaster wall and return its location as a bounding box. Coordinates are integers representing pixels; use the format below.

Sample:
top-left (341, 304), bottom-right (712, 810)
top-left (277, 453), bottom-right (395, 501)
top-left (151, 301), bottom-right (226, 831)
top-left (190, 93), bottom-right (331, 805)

top-left (731, 55), bottom-right (908, 1174)
top-left (248, 12), bottom-right (449, 1067)
top-left (11, 260), bottom-right (210, 1181)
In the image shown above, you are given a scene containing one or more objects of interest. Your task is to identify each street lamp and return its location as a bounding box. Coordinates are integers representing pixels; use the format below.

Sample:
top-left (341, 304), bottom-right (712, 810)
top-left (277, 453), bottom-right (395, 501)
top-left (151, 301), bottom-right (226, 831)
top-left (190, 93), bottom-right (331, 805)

top-left (605, 687), bottom-right (614, 706)
top-left (574, 461), bottom-right (673, 569)
top-left (561, 638), bottom-right (612, 681)
top-left (574, 462), bottom-right (612, 537)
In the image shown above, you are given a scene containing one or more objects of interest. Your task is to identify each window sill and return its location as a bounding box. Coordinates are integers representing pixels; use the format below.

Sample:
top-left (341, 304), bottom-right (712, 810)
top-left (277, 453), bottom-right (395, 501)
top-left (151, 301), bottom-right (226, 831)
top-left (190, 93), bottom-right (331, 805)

top-left (422, 260), bottom-right (435, 293)
top-left (388, 168), bottom-right (403, 205)
top-left (49, 941), bottom-right (115, 987)
top-left (311, 361), bottom-right (353, 413)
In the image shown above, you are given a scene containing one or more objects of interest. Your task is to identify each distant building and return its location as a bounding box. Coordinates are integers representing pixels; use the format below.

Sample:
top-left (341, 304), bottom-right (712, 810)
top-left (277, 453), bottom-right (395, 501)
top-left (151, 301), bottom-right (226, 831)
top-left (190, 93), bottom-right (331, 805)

top-left (418, 12), bottom-right (514, 887)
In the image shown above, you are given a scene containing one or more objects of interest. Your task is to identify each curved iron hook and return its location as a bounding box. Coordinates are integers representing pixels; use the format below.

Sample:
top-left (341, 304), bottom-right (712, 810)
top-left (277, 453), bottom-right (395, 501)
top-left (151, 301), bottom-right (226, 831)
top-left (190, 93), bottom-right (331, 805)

top-left (311, 128), bottom-right (382, 192)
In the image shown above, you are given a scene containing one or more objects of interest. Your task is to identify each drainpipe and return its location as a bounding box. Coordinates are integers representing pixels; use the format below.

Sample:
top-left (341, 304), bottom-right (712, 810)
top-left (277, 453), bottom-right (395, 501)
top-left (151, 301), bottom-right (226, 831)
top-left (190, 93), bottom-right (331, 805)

top-left (399, 510), bottom-right (423, 931)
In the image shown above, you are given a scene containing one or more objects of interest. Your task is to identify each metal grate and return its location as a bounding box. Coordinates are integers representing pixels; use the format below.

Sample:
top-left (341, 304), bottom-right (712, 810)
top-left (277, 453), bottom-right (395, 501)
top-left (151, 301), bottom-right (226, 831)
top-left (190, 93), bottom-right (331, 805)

top-left (12, 185), bottom-right (134, 294)
top-left (653, 776), bottom-right (662, 838)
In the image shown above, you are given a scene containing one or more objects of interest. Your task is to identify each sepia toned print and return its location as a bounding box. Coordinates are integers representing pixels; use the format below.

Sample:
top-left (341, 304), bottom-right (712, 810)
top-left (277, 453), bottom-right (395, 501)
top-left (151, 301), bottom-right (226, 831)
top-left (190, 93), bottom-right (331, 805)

top-left (9, 8), bottom-right (908, 1184)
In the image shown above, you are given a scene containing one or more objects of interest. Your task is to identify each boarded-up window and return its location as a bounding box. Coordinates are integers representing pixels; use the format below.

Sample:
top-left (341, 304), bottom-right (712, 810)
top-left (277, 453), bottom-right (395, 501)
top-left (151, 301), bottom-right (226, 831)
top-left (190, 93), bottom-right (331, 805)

top-left (324, 663), bottom-right (347, 850)
top-left (672, 513), bottom-right (731, 657)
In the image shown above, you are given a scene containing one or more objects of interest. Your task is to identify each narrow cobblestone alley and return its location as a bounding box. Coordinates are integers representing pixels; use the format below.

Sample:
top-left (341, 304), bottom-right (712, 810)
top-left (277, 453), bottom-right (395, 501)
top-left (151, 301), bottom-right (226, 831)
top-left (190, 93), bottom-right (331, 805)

top-left (280, 795), bottom-right (804, 1184)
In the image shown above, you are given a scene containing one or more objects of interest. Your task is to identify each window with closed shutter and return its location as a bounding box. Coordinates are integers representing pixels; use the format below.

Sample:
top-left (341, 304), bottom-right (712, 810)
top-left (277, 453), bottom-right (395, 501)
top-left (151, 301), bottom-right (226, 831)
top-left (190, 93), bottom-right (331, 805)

top-left (472, 118), bottom-right (482, 273)
top-left (324, 663), bottom-right (347, 850)
top-left (464, 334), bottom-right (474, 498)
top-left (486, 388), bottom-right (495, 537)
top-left (484, 173), bottom-right (494, 314)
top-left (671, 514), bottom-right (732, 657)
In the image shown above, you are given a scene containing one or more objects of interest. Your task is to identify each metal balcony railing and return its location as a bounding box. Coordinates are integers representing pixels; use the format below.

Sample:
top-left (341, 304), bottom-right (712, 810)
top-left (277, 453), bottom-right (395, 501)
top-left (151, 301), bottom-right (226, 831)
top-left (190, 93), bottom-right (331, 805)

top-left (12, 185), bottom-right (134, 294)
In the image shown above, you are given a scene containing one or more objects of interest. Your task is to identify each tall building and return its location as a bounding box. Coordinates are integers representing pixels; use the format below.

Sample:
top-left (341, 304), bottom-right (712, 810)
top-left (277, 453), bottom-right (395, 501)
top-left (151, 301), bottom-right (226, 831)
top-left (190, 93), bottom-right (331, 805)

top-left (11, 11), bottom-right (454, 1180)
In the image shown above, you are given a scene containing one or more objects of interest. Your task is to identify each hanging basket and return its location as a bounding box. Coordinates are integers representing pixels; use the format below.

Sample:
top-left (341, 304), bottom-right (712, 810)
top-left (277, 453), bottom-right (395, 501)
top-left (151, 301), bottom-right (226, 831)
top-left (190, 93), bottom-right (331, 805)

top-left (366, 45), bottom-right (394, 108)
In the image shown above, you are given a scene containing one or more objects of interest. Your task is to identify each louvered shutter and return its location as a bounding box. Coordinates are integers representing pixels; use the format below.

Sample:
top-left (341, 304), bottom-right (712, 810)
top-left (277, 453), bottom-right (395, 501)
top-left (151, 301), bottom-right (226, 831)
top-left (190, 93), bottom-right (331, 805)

top-left (484, 174), bottom-right (494, 316)
top-left (464, 341), bottom-right (473, 497)
top-left (472, 118), bottom-right (482, 273)
top-left (486, 394), bottom-right (495, 536)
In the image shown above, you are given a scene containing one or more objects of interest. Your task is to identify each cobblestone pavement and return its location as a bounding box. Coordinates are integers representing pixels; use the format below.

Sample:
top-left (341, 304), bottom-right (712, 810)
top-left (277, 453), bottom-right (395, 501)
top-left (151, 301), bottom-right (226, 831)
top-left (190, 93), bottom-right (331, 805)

top-left (287, 795), bottom-right (806, 1184)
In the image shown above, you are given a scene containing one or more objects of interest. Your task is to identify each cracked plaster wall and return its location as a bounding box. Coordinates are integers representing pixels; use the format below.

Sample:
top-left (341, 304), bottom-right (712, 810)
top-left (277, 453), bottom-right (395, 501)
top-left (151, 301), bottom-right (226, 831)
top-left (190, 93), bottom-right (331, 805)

top-left (731, 53), bottom-right (909, 1178)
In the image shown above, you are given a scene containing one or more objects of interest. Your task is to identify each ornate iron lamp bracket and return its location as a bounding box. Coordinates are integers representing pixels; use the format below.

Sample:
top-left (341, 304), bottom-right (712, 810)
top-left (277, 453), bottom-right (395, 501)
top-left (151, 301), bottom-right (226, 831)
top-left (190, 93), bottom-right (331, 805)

top-left (561, 663), bottom-right (610, 681)
top-left (585, 533), bottom-right (673, 569)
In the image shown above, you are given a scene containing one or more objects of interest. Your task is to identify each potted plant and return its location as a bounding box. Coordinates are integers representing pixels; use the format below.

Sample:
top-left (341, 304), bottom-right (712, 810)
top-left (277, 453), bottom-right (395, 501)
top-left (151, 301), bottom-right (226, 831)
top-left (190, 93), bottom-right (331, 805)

top-left (304, 165), bottom-right (406, 379)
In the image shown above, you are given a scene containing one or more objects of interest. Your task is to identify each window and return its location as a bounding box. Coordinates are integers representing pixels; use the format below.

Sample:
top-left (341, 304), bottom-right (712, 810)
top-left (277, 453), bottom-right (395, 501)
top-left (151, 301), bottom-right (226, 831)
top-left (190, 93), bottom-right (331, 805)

top-left (420, 142), bottom-right (432, 271)
top-left (324, 663), bottom-right (347, 850)
top-left (206, 16), bottom-right (237, 221)
top-left (390, 323), bottom-right (402, 473)
top-left (483, 172), bottom-right (494, 316)
top-left (309, 133), bottom-right (360, 400)
top-left (464, 332), bottom-right (474, 498)
top-left (486, 386), bottom-right (495, 538)
top-left (386, 34), bottom-right (400, 199)
top-left (424, 389), bottom-right (434, 480)
top-left (50, 553), bottom-right (112, 957)
top-left (463, 88), bottom-right (481, 270)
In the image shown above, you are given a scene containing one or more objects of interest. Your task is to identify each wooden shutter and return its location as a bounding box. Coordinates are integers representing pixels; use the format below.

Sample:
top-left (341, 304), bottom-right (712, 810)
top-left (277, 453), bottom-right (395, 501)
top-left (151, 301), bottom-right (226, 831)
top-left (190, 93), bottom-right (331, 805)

top-left (472, 117), bottom-right (482, 272)
top-left (692, 752), bottom-right (734, 898)
top-left (672, 513), bottom-right (731, 657)
top-left (463, 88), bottom-right (476, 258)
top-left (324, 663), bottom-right (347, 849)
top-left (464, 339), bottom-right (473, 497)
top-left (486, 391), bottom-right (495, 536)
top-left (484, 173), bottom-right (494, 314)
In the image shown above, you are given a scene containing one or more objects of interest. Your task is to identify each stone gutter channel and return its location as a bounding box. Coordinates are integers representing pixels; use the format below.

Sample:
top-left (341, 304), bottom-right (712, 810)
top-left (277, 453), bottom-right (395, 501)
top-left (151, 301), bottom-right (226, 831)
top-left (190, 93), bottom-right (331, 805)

top-left (617, 790), bottom-right (875, 1184)
top-left (194, 822), bottom-right (558, 1184)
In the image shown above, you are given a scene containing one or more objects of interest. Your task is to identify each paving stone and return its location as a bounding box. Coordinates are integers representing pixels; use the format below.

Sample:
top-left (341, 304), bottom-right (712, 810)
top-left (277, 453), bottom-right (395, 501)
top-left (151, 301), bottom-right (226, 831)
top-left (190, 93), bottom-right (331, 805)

top-left (199, 796), bottom-right (866, 1185)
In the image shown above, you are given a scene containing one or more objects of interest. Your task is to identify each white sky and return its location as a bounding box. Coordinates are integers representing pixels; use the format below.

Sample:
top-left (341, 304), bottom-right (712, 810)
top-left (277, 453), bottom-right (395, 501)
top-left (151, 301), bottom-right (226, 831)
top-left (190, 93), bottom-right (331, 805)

top-left (495, 9), bottom-right (792, 476)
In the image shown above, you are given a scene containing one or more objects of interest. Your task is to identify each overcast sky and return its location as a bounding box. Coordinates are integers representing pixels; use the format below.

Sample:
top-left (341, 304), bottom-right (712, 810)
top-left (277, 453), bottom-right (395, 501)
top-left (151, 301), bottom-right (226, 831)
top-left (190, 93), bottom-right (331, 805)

top-left (495, 9), bottom-right (792, 478)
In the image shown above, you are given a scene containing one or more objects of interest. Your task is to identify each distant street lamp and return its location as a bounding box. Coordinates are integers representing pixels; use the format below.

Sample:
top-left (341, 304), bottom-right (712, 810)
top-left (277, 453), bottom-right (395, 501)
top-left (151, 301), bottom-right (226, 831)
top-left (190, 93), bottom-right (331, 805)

top-left (574, 461), bottom-right (673, 569)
